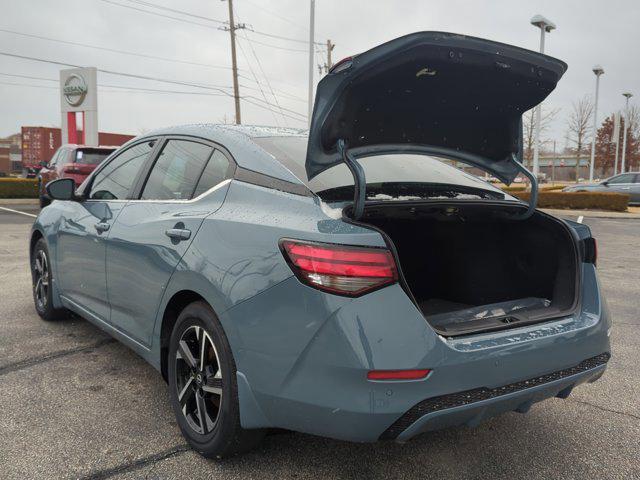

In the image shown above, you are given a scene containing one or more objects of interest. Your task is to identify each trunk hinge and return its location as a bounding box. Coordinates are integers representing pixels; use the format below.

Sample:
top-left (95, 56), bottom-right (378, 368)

top-left (512, 154), bottom-right (538, 220)
top-left (337, 139), bottom-right (366, 220)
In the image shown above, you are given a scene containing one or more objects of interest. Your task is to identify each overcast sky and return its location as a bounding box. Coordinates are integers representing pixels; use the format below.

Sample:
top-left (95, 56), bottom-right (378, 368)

top-left (1, 0), bottom-right (639, 146)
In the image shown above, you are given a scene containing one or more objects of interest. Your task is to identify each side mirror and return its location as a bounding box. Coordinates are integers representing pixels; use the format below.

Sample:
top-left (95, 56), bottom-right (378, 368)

top-left (601, 181), bottom-right (609, 186)
top-left (46, 178), bottom-right (77, 201)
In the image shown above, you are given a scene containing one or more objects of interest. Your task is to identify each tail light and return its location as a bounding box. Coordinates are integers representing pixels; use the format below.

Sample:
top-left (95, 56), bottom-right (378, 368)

top-left (62, 163), bottom-right (82, 175)
top-left (367, 369), bottom-right (431, 381)
top-left (583, 237), bottom-right (597, 266)
top-left (280, 239), bottom-right (398, 296)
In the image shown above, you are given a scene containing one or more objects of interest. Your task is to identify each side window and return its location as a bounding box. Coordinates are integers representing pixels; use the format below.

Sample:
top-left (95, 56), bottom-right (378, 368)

top-left (48, 150), bottom-right (61, 168)
top-left (608, 174), bottom-right (634, 184)
top-left (192, 149), bottom-right (231, 198)
top-left (90, 141), bottom-right (155, 200)
top-left (141, 140), bottom-right (213, 200)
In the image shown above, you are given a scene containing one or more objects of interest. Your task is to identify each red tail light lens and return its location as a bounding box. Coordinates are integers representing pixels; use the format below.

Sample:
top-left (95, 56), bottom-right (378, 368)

top-left (280, 239), bottom-right (398, 296)
top-left (367, 369), bottom-right (431, 381)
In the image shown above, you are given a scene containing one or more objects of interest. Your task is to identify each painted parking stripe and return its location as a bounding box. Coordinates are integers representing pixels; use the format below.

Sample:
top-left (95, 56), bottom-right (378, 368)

top-left (0, 206), bottom-right (37, 218)
top-left (577, 215), bottom-right (584, 224)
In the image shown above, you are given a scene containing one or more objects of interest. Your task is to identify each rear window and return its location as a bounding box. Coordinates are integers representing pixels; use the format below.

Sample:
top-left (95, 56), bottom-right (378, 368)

top-left (75, 149), bottom-right (114, 165)
top-left (252, 136), bottom-right (505, 201)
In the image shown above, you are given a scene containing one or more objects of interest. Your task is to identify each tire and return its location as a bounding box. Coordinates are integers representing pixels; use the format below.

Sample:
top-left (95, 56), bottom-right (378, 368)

top-left (39, 194), bottom-right (51, 209)
top-left (31, 238), bottom-right (68, 321)
top-left (38, 180), bottom-right (50, 208)
top-left (168, 301), bottom-right (265, 458)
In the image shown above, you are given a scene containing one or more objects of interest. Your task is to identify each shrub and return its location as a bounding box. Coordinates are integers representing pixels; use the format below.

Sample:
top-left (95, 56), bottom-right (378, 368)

top-left (513, 191), bottom-right (629, 212)
top-left (0, 178), bottom-right (39, 198)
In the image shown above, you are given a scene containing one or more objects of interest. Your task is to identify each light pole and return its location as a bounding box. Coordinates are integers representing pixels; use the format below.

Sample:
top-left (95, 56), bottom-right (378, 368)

top-left (621, 92), bottom-right (633, 173)
top-left (530, 15), bottom-right (556, 179)
top-left (307, 0), bottom-right (315, 126)
top-left (589, 65), bottom-right (604, 181)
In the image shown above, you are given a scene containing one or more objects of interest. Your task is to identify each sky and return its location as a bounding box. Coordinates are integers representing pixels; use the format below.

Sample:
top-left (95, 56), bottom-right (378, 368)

top-left (1, 0), bottom-right (639, 147)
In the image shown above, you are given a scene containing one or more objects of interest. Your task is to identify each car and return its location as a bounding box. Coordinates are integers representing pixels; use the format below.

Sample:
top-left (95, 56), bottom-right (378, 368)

top-left (31, 32), bottom-right (611, 459)
top-left (37, 144), bottom-right (117, 208)
top-left (563, 172), bottom-right (640, 204)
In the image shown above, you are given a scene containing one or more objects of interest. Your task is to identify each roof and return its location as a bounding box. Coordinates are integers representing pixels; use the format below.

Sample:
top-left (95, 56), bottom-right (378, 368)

top-left (137, 124), bottom-right (308, 184)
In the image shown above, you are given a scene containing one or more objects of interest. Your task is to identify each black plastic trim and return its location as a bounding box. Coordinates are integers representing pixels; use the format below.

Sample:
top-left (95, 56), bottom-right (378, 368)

top-left (379, 352), bottom-right (611, 440)
top-left (235, 167), bottom-right (314, 197)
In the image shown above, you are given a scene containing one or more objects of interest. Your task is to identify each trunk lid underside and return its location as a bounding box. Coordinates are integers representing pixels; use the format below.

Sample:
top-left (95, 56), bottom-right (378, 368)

top-left (306, 31), bottom-right (567, 185)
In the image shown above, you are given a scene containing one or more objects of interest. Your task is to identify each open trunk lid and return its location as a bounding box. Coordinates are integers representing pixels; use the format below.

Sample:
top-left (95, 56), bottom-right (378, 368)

top-left (305, 31), bottom-right (567, 185)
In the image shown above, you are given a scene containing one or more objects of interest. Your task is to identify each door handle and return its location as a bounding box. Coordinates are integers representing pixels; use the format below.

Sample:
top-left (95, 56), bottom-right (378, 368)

top-left (95, 222), bottom-right (110, 233)
top-left (165, 228), bottom-right (191, 241)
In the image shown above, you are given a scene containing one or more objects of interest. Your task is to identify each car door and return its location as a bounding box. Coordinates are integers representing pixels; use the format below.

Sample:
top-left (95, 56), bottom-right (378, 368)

top-left (105, 137), bottom-right (233, 345)
top-left (55, 139), bottom-right (158, 321)
top-left (604, 173), bottom-right (635, 196)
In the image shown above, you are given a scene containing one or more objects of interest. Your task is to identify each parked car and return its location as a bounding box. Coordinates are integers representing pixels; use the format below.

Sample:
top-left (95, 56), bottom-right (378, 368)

top-left (31, 32), bottom-right (610, 459)
top-left (563, 172), bottom-right (640, 204)
top-left (37, 144), bottom-right (117, 207)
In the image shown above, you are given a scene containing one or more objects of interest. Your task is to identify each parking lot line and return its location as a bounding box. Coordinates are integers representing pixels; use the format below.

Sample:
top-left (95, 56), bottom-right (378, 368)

top-left (0, 206), bottom-right (37, 218)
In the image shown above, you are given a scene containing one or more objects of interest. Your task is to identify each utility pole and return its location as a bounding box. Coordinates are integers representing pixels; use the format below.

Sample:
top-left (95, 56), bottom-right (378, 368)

top-left (318, 40), bottom-right (336, 76)
top-left (222, 0), bottom-right (243, 124)
top-left (326, 39), bottom-right (334, 70)
top-left (621, 92), bottom-right (633, 173)
top-left (307, 0), bottom-right (315, 126)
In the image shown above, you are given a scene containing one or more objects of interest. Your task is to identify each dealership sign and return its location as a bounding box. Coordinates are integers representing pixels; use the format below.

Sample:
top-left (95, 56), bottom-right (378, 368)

top-left (63, 74), bottom-right (88, 106)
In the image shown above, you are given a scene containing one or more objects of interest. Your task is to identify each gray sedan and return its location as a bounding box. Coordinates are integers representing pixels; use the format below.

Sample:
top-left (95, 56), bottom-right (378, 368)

top-left (564, 172), bottom-right (640, 204)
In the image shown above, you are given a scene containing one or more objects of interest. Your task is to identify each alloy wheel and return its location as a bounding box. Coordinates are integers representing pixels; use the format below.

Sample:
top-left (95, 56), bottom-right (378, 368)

top-left (175, 325), bottom-right (223, 435)
top-left (34, 250), bottom-right (49, 310)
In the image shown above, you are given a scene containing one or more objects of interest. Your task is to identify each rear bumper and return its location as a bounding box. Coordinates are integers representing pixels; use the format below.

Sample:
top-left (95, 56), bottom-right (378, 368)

top-left (387, 353), bottom-right (609, 441)
top-left (221, 264), bottom-right (611, 442)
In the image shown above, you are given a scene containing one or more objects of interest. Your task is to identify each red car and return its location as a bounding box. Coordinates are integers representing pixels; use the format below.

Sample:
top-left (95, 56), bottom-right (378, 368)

top-left (38, 145), bottom-right (117, 207)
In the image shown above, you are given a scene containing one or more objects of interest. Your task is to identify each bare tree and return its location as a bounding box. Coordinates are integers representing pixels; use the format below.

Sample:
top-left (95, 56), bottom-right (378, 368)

top-left (566, 96), bottom-right (594, 181)
top-left (523, 107), bottom-right (560, 169)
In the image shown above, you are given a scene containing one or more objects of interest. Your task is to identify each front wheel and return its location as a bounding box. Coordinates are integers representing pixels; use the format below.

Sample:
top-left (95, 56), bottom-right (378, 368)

top-left (31, 238), bottom-right (68, 321)
top-left (167, 301), bottom-right (265, 458)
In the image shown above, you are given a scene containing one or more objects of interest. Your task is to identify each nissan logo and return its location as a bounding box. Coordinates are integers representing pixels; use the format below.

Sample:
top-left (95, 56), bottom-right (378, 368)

top-left (63, 74), bottom-right (88, 106)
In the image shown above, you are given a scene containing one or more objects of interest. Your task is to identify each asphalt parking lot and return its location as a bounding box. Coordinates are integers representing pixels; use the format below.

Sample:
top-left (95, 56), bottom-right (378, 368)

top-left (1, 204), bottom-right (639, 480)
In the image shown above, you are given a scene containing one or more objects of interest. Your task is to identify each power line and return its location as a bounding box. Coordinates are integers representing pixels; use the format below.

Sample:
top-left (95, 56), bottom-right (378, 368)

top-left (237, 32), bottom-right (289, 126)
top-left (98, 0), bottom-right (325, 47)
top-left (0, 28), bottom-right (234, 71)
top-left (120, 0), bottom-right (225, 23)
top-left (0, 72), bottom-right (231, 96)
top-left (0, 51), bottom-right (306, 121)
top-left (235, 36), bottom-right (281, 126)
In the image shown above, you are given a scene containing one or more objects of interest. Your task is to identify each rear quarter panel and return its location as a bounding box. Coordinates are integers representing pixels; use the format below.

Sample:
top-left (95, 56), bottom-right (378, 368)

top-left (149, 180), bottom-right (383, 367)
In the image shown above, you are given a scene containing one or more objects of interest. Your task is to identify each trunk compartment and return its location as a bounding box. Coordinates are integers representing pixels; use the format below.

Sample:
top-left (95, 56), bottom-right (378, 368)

top-left (357, 202), bottom-right (580, 336)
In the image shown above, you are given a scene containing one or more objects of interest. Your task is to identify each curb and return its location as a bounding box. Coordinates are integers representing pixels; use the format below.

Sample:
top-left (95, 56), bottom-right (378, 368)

top-left (0, 198), bottom-right (39, 205)
top-left (542, 208), bottom-right (640, 219)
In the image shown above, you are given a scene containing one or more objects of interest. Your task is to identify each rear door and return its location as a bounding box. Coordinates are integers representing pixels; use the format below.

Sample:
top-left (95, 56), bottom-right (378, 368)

top-left (56, 139), bottom-right (157, 321)
top-left (105, 137), bottom-right (233, 346)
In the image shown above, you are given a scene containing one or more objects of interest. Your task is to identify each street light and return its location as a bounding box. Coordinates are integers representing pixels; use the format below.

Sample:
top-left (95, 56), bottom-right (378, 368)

top-left (621, 92), bottom-right (633, 173)
top-left (589, 65), bottom-right (604, 181)
top-left (530, 15), bottom-right (556, 179)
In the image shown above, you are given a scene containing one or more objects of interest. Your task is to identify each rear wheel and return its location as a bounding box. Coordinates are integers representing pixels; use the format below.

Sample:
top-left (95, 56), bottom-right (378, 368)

top-left (168, 301), bottom-right (265, 458)
top-left (31, 238), bottom-right (68, 321)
